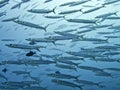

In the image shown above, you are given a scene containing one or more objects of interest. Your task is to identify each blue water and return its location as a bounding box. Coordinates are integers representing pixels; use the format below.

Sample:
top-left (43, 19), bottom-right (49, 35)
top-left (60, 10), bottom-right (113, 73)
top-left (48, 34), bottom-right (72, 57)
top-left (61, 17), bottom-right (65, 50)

top-left (0, 0), bottom-right (120, 90)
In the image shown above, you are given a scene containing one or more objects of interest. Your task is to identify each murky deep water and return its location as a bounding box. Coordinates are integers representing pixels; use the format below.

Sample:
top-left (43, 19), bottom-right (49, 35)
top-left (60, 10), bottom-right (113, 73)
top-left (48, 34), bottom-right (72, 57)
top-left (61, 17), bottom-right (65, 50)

top-left (0, 0), bottom-right (120, 90)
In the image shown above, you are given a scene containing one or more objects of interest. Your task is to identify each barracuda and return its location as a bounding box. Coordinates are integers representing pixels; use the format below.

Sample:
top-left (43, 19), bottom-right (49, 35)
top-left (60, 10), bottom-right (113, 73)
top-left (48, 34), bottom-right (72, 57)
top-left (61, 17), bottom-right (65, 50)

top-left (13, 19), bottom-right (49, 32)
top-left (58, 9), bottom-right (82, 14)
top-left (82, 5), bottom-right (104, 14)
top-left (26, 38), bottom-right (56, 44)
top-left (69, 0), bottom-right (91, 7)
top-left (28, 6), bottom-right (57, 14)
top-left (47, 71), bottom-right (80, 80)
top-left (5, 43), bottom-right (46, 51)
top-left (75, 79), bottom-right (103, 87)
top-left (55, 63), bottom-right (77, 71)
top-left (66, 18), bottom-right (97, 24)
top-left (51, 79), bottom-right (83, 90)
top-left (78, 65), bottom-right (104, 73)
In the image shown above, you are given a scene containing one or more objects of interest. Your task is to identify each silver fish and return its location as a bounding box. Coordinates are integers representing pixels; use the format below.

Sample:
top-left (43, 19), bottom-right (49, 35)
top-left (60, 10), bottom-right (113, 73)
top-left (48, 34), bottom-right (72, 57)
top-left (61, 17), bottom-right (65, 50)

top-left (78, 65), bottom-right (104, 73)
top-left (13, 19), bottom-right (49, 31)
top-left (28, 7), bottom-right (57, 14)
top-left (5, 44), bottom-right (46, 51)
top-left (82, 5), bottom-right (104, 14)
top-left (55, 63), bottom-right (77, 71)
top-left (75, 79), bottom-right (103, 87)
top-left (69, 0), bottom-right (91, 7)
top-left (47, 71), bottom-right (80, 79)
top-left (51, 79), bottom-right (83, 90)
top-left (65, 18), bottom-right (97, 24)
top-left (58, 9), bottom-right (82, 14)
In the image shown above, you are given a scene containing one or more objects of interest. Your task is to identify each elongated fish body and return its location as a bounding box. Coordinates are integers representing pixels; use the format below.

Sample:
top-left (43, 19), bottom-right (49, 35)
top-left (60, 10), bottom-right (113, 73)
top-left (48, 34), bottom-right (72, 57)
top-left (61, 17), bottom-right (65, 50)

top-left (104, 35), bottom-right (120, 38)
top-left (5, 44), bottom-right (45, 51)
top-left (66, 18), bottom-right (97, 24)
top-left (69, 0), bottom-right (91, 7)
top-left (78, 65), bottom-right (104, 73)
top-left (24, 59), bottom-right (55, 66)
top-left (0, 11), bottom-right (6, 17)
top-left (95, 45), bottom-right (120, 50)
top-left (44, 0), bottom-right (52, 3)
top-left (13, 19), bottom-right (48, 31)
top-left (75, 79), bottom-right (102, 87)
top-left (44, 15), bottom-right (64, 19)
top-left (76, 29), bottom-right (92, 34)
top-left (59, 1), bottom-right (76, 7)
top-left (2, 16), bottom-right (19, 22)
top-left (0, 0), bottom-right (9, 5)
top-left (2, 81), bottom-right (30, 87)
top-left (94, 57), bottom-right (120, 62)
top-left (95, 71), bottom-right (113, 77)
top-left (1, 60), bottom-right (24, 65)
top-left (51, 79), bottom-right (83, 90)
top-left (40, 54), bottom-right (62, 58)
top-left (55, 56), bottom-right (84, 61)
top-left (95, 12), bottom-right (118, 18)
top-left (23, 86), bottom-right (47, 90)
top-left (82, 5), bottom-right (104, 14)
top-left (26, 38), bottom-right (55, 44)
top-left (47, 36), bottom-right (76, 41)
top-left (55, 63), bottom-right (77, 71)
top-left (81, 37), bottom-right (108, 42)
top-left (58, 9), bottom-right (81, 14)
top-left (103, 0), bottom-right (120, 5)
top-left (0, 2), bottom-right (8, 8)
top-left (66, 51), bottom-right (102, 58)
top-left (28, 7), bottom-right (56, 14)
top-left (56, 60), bottom-right (80, 67)
top-left (103, 68), bottom-right (120, 71)
top-left (12, 71), bottom-right (30, 75)
top-left (104, 16), bottom-right (120, 20)
top-left (47, 71), bottom-right (79, 79)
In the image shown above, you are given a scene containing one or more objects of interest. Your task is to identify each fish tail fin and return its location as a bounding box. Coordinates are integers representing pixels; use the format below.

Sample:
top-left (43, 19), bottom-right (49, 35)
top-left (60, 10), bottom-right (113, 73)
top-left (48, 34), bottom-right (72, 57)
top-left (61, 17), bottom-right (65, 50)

top-left (53, 6), bottom-right (57, 14)
top-left (97, 82), bottom-right (105, 88)
top-left (27, 70), bottom-right (32, 77)
top-left (76, 75), bottom-right (81, 80)
top-left (62, 15), bottom-right (66, 19)
top-left (78, 85), bottom-right (84, 90)
top-left (52, 40), bottom-right (56, 45)
top-left (114, 11), bottom-right (119, 16)
top-left (110, 23), bottom-right (114, 27)
top-left (79, 34), bottom-right (85, 39)
top-left (79, 8), bottom-right (83, 12)
top-left (105, 38), bottom-right (109, 43)
top-left (44, 24), bottom-right (50, 32)
top-left (36, 48), bottom-right (40, 52)
top-left (76, 63), bottom-right (81, 67)
top-left (97, 18), bottom-right (105, 23)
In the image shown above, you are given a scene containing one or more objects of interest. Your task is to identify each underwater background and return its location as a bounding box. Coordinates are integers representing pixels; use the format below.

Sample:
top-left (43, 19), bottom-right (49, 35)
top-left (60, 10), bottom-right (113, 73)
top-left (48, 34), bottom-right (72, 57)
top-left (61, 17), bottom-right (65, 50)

top-left (0, 0), bottom-right (120, 90)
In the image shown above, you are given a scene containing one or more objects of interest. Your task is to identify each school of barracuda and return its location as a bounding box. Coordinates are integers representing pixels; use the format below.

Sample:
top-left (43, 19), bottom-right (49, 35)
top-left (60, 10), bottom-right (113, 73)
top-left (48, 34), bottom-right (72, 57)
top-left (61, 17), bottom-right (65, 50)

top-left (0, 0), bottom-right (120, 90)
